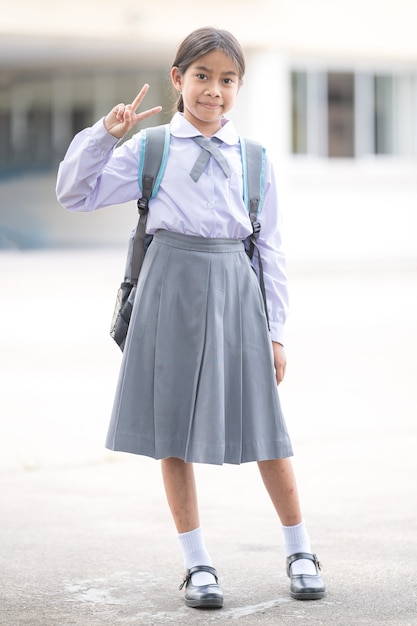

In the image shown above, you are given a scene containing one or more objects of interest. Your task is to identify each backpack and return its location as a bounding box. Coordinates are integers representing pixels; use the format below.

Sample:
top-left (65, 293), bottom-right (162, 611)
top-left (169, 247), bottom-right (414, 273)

top-left (110, 124), bottom-right (267, 351)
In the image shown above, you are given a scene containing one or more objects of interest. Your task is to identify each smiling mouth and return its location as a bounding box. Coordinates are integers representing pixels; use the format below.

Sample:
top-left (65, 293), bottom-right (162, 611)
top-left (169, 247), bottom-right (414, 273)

top-left (199, 102), bottom-right (222, 109)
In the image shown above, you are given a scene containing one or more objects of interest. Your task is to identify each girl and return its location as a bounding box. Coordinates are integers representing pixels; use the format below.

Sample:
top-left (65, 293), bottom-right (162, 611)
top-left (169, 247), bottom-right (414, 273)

top-left (56, 27), bottom-right (325, 610)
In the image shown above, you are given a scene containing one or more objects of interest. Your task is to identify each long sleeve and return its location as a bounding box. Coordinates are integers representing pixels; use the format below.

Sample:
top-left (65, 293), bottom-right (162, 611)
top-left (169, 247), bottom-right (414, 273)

top-left (56, 118), bottom-right (141, 211)
top-left (56, 113), bottom-right (289, 342)
top-left (253, 157), bottom-right (289, 345)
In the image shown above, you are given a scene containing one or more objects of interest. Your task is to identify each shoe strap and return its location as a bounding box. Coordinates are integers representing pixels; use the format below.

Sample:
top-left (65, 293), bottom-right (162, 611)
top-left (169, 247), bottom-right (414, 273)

top-left (179, 565), bottom-right (219, 590)
top-left (286, 552), bottom-right (322, 577)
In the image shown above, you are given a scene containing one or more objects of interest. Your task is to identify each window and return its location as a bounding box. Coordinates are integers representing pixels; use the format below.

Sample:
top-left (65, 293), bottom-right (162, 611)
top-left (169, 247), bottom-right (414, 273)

top-left (0, 69), bottom-right (166, 175)
top-left (374, 75), bottom-right (394, 154)
top-left (27, 106), bottom-right (53, 165)
top-left (327, 72), bottom-right (355, 158)
top-left (291, 71), bottom-right (308, 154)
top-left (0, 111), bottom-right (11, 170)
top-left (291, 68), bottom-right (417, 159)
top-left (71, 107), bottom-right (93, 138)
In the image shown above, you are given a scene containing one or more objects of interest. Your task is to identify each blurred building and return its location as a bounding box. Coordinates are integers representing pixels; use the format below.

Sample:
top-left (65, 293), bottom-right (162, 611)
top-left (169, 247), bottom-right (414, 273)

top-left (0, 0), bottom-right (416, 263)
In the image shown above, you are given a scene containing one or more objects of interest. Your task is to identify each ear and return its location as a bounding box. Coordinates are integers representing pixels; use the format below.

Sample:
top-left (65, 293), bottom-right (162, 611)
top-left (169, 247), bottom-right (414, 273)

top-left (171, 66), bottom-right (183, 92)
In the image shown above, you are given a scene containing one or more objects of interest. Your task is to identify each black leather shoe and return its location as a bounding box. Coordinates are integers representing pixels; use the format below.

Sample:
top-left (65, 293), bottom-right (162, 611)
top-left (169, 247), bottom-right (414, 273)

top-left (286, 552), bottom-right (326, 600)
top-left (179, 565), bottom-right (224, 609)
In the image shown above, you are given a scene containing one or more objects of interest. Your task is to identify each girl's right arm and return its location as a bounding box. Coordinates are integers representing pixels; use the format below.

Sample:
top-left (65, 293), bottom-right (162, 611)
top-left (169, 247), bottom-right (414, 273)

top-left (56, 85), bottom-right (162, 212)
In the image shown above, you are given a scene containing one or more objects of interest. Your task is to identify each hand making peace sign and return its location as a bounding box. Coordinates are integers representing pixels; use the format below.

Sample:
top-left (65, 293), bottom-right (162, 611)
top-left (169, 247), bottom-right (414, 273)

top-left (104, 84), bottom-right (162, 139)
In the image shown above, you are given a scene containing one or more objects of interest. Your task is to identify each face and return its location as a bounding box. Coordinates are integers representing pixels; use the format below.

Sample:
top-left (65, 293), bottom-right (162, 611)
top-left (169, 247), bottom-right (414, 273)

top-left (171, 49), bottom-right (241, 136)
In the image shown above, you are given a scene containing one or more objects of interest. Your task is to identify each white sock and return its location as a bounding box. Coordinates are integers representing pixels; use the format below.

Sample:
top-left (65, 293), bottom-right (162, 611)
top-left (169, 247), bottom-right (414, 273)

top-left (178, 527), bottom-right (216, 586)
top-left (281, 521), bottom-right (317, 576)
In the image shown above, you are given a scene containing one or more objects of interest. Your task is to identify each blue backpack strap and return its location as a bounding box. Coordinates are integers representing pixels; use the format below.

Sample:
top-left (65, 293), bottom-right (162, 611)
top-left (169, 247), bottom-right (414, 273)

top-left (240, 136), bottom-right (269, 330)
top-left (240, 137), bottom-right (266, 217)
top-left (130, 124), bottom-right (170, 284)
top-left (137, 124), bottom-right (170, 197)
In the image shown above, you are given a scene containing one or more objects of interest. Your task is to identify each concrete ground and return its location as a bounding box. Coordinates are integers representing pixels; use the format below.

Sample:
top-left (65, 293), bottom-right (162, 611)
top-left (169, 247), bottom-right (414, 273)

top-left (0, 249), bottom-right (416, 626)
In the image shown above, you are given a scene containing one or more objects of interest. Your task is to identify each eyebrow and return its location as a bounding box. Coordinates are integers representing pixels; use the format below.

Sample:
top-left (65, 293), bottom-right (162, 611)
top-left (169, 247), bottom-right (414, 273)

top-left (194, 65), bottom-right (238, 77)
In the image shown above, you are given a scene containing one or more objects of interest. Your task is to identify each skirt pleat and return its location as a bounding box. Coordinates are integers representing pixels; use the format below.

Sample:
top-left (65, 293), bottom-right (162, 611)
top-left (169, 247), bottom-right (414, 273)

top-left (105, 230), bottom-right (293, 465)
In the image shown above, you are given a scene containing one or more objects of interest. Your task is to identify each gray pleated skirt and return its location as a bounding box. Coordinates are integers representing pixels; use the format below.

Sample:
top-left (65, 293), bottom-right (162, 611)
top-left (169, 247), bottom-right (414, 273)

top-left (105, 230), bottom-right (293, 465)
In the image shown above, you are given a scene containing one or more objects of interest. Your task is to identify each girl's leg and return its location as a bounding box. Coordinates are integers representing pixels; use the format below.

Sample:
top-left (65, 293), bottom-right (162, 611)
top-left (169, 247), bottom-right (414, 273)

top-left (161, 457), bottom-right (199, 533)
top-left (257, 458), bottom-right (319, 577)
top-left (257, 457), bottom-right (302, 525)
top-left (161, 457), bottom-right (215, 586)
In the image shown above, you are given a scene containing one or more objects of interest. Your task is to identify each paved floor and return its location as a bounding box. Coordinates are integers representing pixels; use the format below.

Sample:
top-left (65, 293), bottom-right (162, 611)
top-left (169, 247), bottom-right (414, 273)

top-left (1, 249), bottom-right (416, 625)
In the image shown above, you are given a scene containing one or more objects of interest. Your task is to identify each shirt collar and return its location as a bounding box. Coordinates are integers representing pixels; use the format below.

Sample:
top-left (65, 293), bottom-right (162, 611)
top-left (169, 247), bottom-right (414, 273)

top-left (170, 112), bottom-right (239, 145)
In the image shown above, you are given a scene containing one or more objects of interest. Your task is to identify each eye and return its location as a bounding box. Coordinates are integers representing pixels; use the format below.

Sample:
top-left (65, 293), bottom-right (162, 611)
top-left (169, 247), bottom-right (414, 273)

top-left (196, 73), bottom-right (207, 80)
top-left (223, 78), bottom-right (234, 85)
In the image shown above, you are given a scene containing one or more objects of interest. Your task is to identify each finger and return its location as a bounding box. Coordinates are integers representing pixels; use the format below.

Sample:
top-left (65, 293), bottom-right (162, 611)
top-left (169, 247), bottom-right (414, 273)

top-left (135, 105), bottom-right (163, 121)
top-left (276, 365), bottom-right (285, 385)
top-left (123, 107), bottom-right (133, 127)
top-left (112, 103), bottom-right (127, 122)
top-left (131, 84), bottom-right (150, 111)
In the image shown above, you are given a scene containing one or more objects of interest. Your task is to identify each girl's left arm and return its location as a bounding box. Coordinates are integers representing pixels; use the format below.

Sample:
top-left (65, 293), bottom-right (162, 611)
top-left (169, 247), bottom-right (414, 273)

top-left (256, 156), bottom-right (289, 347)
top-left (273, 341), bottom-right (287, 385)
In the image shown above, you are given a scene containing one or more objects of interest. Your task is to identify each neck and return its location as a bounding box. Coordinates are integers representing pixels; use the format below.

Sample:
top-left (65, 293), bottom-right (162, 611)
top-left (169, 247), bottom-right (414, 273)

top-left (181, 112), bottom-right (224, 138)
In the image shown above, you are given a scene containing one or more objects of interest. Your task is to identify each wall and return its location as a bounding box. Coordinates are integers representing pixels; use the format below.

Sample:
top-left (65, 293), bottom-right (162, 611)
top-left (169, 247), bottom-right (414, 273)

top-left (1, 0), bottom-right (417, 264)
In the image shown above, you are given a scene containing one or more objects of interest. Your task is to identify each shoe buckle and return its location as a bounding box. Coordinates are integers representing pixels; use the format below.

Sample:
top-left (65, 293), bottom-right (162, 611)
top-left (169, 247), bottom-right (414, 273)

top-left (179, 571), bottom-right (191, 591)
top-left (313, 554), bottom-right (322, 571)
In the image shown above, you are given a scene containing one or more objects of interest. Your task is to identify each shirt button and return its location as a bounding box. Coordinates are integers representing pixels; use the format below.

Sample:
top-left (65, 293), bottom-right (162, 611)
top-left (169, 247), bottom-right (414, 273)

top-left (206, 202), bottom-right (214, 209)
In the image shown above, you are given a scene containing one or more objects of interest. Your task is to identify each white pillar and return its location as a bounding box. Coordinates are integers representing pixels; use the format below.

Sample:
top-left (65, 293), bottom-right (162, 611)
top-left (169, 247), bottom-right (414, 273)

top-left (93, 73), bottom-right (117, 122)
top-left (307, 70), bottom-right (327, 157)
top-left (10, 83), bottom-right (31, 159)
top-left (232, 49), bottom-right (290, 163)
top-left (52, 77), bottom-right (73, 158)
top-left (355, 72), bottom-right (375, 157)
top-left (394, 73), bottom-right (414, 157)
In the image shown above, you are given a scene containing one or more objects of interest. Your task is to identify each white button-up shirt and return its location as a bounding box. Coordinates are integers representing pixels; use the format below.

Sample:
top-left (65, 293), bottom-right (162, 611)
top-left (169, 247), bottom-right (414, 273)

top-left (56, 113), bottom-right (289, 343)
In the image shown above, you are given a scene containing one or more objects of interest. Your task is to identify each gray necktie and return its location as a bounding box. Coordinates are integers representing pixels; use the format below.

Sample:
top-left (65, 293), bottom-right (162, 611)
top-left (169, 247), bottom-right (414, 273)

top-left (190, 136), bottom-right (231, 182)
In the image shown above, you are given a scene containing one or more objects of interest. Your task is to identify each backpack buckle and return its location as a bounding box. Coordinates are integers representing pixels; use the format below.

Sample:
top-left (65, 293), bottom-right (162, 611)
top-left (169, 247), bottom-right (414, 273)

top-left (252, 220), bottom-right (261, 240)
top-left (137, 197), bottom-right (149, 213)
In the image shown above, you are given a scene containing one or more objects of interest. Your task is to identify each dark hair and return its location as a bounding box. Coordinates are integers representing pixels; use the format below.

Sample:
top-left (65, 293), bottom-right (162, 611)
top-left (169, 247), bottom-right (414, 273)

top-left (172, 27), bottom-right (246, 113)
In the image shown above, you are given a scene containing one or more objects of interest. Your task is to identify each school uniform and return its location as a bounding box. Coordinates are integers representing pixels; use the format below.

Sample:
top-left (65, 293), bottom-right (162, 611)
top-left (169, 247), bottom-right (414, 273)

top-left (56, 112), bottom-right (293, 465)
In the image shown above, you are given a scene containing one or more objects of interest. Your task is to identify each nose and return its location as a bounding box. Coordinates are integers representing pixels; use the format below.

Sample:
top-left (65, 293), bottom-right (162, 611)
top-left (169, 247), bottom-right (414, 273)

top-left (204, 81), bottom-right (221, 97)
